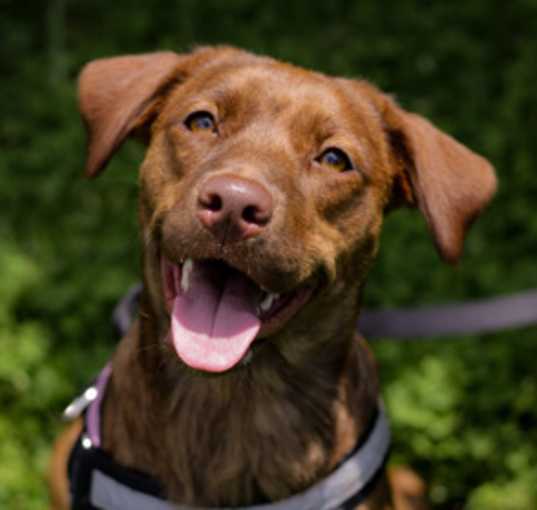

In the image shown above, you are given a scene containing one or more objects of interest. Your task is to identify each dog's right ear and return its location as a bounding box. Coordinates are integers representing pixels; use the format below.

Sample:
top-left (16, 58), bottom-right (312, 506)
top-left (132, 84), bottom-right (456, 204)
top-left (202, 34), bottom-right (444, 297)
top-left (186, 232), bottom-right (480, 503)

top-left (78, 52), bottom-right (185, 177)
top-left (79, 47), bottom-right (249, 177)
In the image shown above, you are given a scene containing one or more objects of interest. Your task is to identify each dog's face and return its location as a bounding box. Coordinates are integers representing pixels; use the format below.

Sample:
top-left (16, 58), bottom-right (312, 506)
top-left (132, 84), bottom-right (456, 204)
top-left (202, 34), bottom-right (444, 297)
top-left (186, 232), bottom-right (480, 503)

top-left (79, 47), bottom-right (496, 373)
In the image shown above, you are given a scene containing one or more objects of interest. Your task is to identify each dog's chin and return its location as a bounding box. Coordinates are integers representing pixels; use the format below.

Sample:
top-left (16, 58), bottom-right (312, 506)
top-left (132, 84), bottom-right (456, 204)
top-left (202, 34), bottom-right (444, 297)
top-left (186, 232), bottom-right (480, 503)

top-left (160, 256), bottom-right (316, 374)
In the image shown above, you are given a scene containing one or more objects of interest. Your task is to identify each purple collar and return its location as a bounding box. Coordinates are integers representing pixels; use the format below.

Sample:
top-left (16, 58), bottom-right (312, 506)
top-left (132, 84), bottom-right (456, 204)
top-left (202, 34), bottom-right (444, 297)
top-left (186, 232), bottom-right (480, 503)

top-left (63, 363), bottom-right (111, 448)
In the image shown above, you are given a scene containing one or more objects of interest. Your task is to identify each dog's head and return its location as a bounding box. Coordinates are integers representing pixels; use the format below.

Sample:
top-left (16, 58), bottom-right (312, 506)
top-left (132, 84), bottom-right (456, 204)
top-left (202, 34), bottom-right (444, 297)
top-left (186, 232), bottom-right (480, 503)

top-left (79, 47), bottom-right (496, 373)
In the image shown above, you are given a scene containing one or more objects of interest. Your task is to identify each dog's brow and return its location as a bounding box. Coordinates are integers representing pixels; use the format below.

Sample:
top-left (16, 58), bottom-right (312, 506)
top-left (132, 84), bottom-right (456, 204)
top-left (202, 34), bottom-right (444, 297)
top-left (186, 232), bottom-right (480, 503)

top-left (206, 64), bottom-right (338, 107)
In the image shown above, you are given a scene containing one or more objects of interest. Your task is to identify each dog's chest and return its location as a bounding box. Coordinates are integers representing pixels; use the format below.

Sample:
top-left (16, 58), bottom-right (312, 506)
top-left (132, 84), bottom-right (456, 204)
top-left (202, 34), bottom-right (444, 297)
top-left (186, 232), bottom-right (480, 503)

top-left (104, 369), bottom-right (345, 505)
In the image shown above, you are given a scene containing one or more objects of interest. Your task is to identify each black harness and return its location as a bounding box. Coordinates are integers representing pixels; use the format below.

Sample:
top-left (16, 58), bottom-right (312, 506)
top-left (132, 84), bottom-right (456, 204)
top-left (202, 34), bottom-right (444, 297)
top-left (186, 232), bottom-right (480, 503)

top-left (65, 364), bottom-right (390, 510)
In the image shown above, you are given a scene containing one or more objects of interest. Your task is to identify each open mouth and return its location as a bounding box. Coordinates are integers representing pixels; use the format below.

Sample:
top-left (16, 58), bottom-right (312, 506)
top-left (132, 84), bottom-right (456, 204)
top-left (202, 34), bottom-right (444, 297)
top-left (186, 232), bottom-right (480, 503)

top-left (161, 257), bottom-right (314, 373)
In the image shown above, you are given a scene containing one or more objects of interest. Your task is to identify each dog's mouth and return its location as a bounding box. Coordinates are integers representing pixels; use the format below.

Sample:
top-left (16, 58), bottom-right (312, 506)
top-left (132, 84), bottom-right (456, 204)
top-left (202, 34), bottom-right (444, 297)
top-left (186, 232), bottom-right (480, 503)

top-left (161, 257), bottom-right (315, 373)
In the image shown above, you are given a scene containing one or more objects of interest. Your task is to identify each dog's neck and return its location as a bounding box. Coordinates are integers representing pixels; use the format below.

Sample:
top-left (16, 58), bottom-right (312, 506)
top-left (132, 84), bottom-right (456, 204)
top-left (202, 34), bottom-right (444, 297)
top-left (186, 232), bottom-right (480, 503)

top-left (101, 290), bottom-right (380, 507)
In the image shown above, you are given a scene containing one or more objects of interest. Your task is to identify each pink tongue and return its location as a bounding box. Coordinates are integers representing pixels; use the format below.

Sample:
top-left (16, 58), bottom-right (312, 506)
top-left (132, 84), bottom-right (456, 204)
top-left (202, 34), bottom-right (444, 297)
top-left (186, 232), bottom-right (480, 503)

top-left (171, 263), bottom-right (261, 372)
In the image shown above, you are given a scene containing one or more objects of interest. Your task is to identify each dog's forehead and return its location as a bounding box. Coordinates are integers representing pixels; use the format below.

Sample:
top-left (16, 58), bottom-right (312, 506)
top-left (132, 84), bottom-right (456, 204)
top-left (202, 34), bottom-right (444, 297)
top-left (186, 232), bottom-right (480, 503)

top-left (211, 62), bottom-right (336, 102)
top-left (178, 59), bottom-right (372, 124)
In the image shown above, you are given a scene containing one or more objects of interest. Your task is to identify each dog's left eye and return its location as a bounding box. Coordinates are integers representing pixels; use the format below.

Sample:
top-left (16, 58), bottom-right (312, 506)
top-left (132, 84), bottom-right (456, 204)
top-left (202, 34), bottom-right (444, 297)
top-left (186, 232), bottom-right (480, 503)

top-left (316, 148), bottom-right (354, 172)
top-left (184, 111), bottom-right (217, 133)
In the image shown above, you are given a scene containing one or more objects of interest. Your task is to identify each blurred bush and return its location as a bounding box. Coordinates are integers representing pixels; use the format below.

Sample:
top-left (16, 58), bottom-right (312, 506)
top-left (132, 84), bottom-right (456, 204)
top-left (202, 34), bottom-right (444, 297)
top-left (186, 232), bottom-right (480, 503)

top-left (2, 1), bottom-right (537, 508)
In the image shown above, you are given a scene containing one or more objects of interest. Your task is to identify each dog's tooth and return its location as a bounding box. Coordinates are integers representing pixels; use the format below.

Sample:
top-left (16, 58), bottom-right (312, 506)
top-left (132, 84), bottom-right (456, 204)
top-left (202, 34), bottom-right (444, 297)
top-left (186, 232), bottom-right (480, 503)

top-left (181, 258), bottom-right (193, 293)
top-left (259, 292), bottom-right (279, 312)
top-left (241, 350), bottom-right (253, 366)
top-left (255, 291), bottom-right (266, 316)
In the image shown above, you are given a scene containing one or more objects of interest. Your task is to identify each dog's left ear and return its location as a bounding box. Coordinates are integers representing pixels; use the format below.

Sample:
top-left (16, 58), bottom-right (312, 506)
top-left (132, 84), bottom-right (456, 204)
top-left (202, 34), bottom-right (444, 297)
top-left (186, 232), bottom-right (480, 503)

top-left (380, 95), bottom-right (497, 264)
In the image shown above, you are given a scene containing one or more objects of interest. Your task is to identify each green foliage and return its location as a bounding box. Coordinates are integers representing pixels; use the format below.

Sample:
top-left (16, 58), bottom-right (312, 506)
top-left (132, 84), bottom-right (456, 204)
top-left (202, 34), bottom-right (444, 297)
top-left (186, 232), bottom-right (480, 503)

top-left (0, 245), bottom-right (50, 508)
top-left (2, 1), bottom-right (537, 508)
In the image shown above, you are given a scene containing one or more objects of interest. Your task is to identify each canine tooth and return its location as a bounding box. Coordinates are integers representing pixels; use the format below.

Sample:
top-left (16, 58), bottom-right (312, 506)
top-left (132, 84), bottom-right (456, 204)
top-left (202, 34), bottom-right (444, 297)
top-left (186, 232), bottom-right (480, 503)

top-left (259, 292), bottom-right (279, 312)
top-left (181, 258), bottom-right (193, 293)
top-left (241, 350), bottom-right (253, 366)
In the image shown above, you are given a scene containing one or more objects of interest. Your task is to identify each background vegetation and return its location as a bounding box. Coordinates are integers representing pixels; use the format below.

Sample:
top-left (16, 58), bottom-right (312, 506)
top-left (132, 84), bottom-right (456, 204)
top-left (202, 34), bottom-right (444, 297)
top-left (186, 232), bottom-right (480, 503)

top-left (2, 1), bottom-right (537, 508)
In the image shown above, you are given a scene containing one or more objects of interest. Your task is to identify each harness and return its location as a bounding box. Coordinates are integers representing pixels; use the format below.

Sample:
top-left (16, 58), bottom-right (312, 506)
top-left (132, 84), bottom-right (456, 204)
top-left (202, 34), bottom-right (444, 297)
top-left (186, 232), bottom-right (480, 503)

top-left (64, 365), bottom-right (391, 510)
top-left (64, 281), bottom-right (537, 509)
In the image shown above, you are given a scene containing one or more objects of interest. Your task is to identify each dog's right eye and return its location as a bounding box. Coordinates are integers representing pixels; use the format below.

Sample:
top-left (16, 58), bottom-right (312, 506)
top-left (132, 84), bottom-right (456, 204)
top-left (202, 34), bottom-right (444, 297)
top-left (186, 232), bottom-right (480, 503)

top-left (316, 148), bottom-right (354, 172)
top-left (184, 111), bottom-right (217, 133)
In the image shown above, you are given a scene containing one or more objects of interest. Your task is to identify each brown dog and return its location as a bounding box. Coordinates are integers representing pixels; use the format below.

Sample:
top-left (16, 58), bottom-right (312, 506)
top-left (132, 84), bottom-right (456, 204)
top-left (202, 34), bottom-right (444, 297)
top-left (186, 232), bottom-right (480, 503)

top-left (49, 46), bottom-right (496, 510)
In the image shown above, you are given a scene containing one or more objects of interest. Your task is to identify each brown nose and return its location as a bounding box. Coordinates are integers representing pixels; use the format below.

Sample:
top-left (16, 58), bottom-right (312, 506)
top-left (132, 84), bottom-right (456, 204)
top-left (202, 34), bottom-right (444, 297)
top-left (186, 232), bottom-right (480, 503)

top-left (197, 175), bottom-right (273, 243)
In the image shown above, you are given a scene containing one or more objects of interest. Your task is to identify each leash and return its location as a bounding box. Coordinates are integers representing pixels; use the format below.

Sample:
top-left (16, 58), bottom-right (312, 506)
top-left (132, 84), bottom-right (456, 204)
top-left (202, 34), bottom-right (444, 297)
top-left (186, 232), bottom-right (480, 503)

top-left (358, 289), bottom-right (537, 339)
top-left (113, 284), bottom-right (537, 340)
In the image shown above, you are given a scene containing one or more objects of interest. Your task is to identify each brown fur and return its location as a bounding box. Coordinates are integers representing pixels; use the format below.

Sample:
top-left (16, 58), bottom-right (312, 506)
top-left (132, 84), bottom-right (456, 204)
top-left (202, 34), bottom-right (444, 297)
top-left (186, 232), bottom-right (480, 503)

top-left (49, 46), bottom-right (496, 509)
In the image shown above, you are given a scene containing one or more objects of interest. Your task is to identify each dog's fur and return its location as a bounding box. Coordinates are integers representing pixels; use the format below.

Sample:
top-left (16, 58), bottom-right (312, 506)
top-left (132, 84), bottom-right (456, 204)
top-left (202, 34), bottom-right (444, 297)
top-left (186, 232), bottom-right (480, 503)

top-left (49, 46), bottom-right (496, 510)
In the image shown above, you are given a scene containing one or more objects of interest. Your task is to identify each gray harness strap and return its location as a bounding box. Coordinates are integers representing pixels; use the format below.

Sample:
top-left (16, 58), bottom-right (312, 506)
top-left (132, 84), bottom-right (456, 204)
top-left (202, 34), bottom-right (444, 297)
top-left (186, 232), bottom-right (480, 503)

top-left (90, 470), bottom-right (176, 510)
top-left (87, 406), bottom-right (390, 510)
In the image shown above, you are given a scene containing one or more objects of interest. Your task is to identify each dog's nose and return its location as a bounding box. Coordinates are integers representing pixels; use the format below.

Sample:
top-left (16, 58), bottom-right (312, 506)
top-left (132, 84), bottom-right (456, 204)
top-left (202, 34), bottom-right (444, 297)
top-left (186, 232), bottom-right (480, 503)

top-left (197, 175), bottom-right (273, 243)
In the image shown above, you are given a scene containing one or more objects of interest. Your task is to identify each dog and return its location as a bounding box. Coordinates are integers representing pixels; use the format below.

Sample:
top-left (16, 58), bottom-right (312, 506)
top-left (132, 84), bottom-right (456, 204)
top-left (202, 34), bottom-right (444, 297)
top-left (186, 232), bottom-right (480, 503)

top-left (49, 46), bottom-right (496, 510)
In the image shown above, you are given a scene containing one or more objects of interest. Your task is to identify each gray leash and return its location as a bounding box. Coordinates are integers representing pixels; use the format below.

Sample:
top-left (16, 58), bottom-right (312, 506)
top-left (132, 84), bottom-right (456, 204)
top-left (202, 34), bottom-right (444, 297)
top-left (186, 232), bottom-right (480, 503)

top-left (358, 289), bottom-right (537, 339)
top-left (113, 284), bottom-right (537, 340)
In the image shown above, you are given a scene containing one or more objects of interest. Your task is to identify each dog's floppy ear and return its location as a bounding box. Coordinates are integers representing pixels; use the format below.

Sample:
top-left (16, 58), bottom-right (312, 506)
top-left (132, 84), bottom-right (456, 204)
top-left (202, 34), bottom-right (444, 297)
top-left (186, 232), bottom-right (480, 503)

top-left (78, 52), bottom-right (184, 177)
top-left (381, 95), bottom-right (497, 264)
